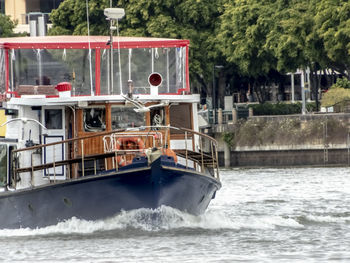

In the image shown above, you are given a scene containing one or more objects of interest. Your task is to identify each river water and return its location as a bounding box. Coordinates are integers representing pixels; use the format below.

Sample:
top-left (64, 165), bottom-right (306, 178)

top-left (1, 167), bottom-right (350, 262)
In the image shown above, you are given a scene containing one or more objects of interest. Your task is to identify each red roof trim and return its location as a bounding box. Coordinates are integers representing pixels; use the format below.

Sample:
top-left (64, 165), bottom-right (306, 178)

top-left (0, 36), bottom-right (190, 49)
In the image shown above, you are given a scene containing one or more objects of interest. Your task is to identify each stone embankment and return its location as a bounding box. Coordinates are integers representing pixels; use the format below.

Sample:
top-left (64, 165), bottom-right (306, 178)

top-left (212, 112), bottom-right (350, 167)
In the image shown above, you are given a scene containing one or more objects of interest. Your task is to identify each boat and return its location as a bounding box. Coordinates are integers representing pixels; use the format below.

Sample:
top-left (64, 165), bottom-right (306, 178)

top-left (0, 33), bottom-right (221, 229)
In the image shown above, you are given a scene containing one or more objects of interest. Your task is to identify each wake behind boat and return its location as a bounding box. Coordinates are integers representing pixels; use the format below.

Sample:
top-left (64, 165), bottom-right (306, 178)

top-left (0, 20), bottom-right (221, 229)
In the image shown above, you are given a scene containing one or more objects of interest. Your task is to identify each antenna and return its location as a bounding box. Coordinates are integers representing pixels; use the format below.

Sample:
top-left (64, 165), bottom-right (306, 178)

top-left (104, 8), bottom-right (125, 95)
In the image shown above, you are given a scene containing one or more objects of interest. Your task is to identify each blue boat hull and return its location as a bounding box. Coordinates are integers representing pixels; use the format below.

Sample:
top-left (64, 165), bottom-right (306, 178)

top-left (0, 157), bottom-right (221, 229)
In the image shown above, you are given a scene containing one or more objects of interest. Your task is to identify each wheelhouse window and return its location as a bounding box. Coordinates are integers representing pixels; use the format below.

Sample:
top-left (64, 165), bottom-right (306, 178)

top-left (111, 107), bottom-right (145, 129)
top-left (83, 108), bottom-right (106, 132)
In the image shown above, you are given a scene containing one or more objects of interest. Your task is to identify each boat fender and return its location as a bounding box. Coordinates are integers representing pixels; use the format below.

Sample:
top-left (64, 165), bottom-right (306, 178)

top-left (162, 148), bottom-right (178, 163)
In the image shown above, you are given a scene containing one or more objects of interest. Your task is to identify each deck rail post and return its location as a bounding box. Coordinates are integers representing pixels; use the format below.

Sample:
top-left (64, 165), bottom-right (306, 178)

top-left (200, 137), bottom-right (204, 172)
top-left (81, 140), bottom-right (85, 177)
top-left (31, 152), bottom-right (34, 186)
top-left (53, 144), bottom-right (56, 182)
top-left (185, 131), bottom-right (188, 168)
top-left (215, 143), bottom-right (220, 180)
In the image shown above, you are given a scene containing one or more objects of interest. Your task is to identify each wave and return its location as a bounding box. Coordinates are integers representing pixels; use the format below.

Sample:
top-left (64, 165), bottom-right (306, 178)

top-left (297, 213), bottom-right (350, 225)
top-left (0, 206), bottom-right (307, 237)
top-left (0, 206), bottom-right (239, 237)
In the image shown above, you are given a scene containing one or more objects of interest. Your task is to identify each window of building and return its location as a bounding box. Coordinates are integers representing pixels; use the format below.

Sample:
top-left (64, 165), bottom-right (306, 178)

top-left (26, 0), bottom-right (64, 13)
top-left (0, 0), bottom-right (5, 14)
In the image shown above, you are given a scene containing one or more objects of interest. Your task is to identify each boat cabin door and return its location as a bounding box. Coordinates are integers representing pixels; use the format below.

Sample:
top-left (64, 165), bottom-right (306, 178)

top-left (41, 107), bottom-right (66, 180)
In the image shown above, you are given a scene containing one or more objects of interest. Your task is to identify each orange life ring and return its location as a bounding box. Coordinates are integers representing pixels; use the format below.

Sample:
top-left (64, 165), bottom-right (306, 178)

top-left (115, 137), bottom-right (145, 151)
top-left (115, 137), bottom-right (145, 167)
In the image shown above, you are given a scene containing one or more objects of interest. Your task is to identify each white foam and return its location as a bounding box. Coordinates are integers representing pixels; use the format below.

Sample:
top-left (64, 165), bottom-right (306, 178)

top-left (0, 206), bottom-right (307, 237)
top-left (305, 214), bottom-right (350, 224)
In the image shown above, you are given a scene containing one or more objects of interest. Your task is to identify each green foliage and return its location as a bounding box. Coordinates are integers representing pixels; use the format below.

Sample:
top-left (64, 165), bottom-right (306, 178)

top-left (314, 0), bottom-right (350, 79)
top-left (219, 0), bottom-right (350, 80)
top-left (49, 0), bottom-right (110, 35)
top-left (331, 78), bottom-right (350, 89)
top-left (321, 88), bottom-right (350, 107)
top-left (219, 0), bottom-right (277, 77)
top-left (250, 102), bottom-right (317, 115)
top-left (0, 14), bottom-right (18, 37)
top-left (222, 132), bottom-right (234, 147)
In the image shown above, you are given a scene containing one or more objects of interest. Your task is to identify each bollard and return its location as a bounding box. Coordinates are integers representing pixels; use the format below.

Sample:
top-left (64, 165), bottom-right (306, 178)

top-left (232, 108), bottom-right (237, 124)
top-left (249, 107), bottom-right (253, 117)
top-left (218, 108), bottom-right (223, 125)
top-left (224, 142), bottom-right (231, 168)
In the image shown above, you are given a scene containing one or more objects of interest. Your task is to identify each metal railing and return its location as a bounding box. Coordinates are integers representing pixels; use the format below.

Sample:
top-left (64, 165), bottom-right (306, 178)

top-left (10, 126), bottom-right (220, 189)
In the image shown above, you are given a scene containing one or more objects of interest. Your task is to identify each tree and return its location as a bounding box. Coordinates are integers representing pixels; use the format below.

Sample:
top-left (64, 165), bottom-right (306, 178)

top-left (219, 0), bottom-right (284, 102)
top-left (314, 0), bottom-right (350, 79)
top-left (219, 0), bottom-right (277, 77)
top-left (0, 14), bottom-right (18, 37)
top-left (219, 0), bottom-right (350, 104)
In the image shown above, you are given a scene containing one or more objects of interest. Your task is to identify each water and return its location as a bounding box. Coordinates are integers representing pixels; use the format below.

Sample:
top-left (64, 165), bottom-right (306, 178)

top-left (1, 167), bottom-right (350, 262)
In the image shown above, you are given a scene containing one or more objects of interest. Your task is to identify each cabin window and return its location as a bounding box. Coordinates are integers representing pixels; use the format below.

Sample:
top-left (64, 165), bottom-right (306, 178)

top-left (45, 109), bottom-right (62, 129)
top-left (0, 145), bottom-right (7, 187)
top-left (111, 107), bottom-right (145, 129)
top-left (169, 104), bottom-right (192, 134)
top-left (83, 108), bottom-right (106, 132)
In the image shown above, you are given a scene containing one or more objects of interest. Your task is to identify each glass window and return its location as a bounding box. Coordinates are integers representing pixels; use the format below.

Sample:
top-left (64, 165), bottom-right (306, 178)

top-left (0, 145), bottom-right (7, 187)
top-left (100, 47), bottom-right (186, 95)
top-left (111, 107), bottom-right (145, 129)
top-left (45, 109), bottom-right (62, 129)
top-left (84, 108), bottom-right (106, 132)
top-left (0, 0), bottom-right (4, 14)
top-left (26, 0), bottom-right (64, 14)
top-left (11, 49), bottom-right (95, 95)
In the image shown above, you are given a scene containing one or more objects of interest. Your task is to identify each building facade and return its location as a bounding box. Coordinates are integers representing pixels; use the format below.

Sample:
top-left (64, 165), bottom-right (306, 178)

top-left (3, 0), bottom-right (64, 33)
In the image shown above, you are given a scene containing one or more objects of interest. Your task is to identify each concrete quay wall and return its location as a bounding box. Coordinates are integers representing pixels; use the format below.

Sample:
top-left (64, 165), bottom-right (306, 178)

top-left (218, 148), bottom-right (350, 167)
